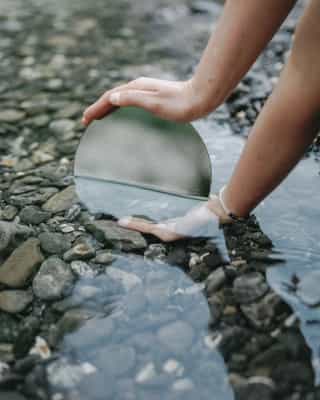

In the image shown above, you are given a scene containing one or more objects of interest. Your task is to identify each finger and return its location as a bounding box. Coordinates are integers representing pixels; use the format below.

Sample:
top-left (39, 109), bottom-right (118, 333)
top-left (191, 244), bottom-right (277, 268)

top-left (118, 217), bottom-right (156, 235)
top-left (82, 78), bottom-right (163, 125)
top-left (109, 90), bottom-right (162, 114)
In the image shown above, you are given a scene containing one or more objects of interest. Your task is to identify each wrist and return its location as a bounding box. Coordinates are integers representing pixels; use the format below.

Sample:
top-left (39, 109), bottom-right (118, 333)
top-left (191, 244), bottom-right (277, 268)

top-left (188, 76), bottom-right (225, 119)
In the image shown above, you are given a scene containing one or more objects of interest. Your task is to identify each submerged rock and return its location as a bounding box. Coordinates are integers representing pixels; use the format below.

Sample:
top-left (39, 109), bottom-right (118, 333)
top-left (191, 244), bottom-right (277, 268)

top-left (296, 270), bottom-right (320, 307)
top-left (42, 186), bottom-right (78, 213)
top-left (19, 206), bottom-right (51, 225)
top-left (86, 220), bottom-right (147, 251)
top-left (157, 321), bottom-right (195, 354)
top-left (39, 232), bottom-right (71, 255)
top-left (233, 272), bottom-right (269, 304)
top-left (0, 239), bottom-right (44, 288)
top-left (33, 257), bottom-right (74, 300)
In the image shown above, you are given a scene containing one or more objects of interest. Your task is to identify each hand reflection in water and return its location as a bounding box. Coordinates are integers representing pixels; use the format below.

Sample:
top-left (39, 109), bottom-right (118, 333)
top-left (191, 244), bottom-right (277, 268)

top-left (118, 194), bottom-right (232, 242)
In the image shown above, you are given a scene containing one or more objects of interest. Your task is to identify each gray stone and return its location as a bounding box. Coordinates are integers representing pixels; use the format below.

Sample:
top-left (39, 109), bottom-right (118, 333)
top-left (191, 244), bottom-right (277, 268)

top-left (39, 232), bottom-right (71, 255)
top-left (63, 243), bottom-right (95, 262)
top-left (9, 187), bottom-right (58, 207)
top-left (33, 257), bottom-right (74, 300)
top-left (42, 186), bottom-right (78, 213)
top-left (205, 267), bottom-right (226, 295)
top-left (0, 290), bottom-right (33, 313)
top-left (0, 238), bottom-right (44, 288)
top-left (0, 109), bottom-right (26, 122)
top-left (95, 345), bottom-right (136, 376)
top-left (1, 205), bottom-right (18, 221)
top-left (87, 220), bottom-right (147, 251)
top-left (70, 261), bottom-right (96, 278)
top-left (241, 293), bottom-right (282, 330)
top-left (296, 270), bottom-right (320, 307)
top-left (49, 119), bottom-right (76, 137)
top-left (233, 272), bottom-right (269, 304)
top-left (0, 392), bottom-right (27, 400)
top-left (93, 251), bottom-right (115, 265)
top-left (157, 321), bottom-right (194, 354)
top-left (19, 206), bottom-right (51, 225)
top-left (106, 267), bottom-right (142, 291)
top-left (144, 244), bottom-right (167, 261)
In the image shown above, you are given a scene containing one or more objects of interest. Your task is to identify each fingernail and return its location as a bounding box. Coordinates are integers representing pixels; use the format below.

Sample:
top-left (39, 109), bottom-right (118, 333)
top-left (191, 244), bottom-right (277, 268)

top-left (118, 216), bottom-right (132, 227)
top-left (81, 117), bottom-right (88, 125)
top-left (109, 92), bottom-right (120, 105)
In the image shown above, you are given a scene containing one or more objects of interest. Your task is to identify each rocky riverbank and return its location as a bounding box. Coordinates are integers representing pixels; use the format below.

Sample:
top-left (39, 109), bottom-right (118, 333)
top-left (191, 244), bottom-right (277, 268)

top-left (0, 1), bottom-right (319, 399)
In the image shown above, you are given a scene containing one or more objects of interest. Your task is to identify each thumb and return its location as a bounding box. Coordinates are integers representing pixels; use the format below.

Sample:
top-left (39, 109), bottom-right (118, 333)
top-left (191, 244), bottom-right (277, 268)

top-left (109, 90), bottom-right (161, 113)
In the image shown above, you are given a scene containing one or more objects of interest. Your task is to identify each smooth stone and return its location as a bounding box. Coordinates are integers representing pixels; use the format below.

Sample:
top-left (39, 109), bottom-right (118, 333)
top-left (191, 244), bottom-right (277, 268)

top-left (49, 119), bottom-right (76, 137)
top-left (106, 267), bottom-right (142, 291)
top-left (157, 321), bottom-right (194, 354)
top-left (42, 186), bottom-right (78, 213)
top-left (39, 232), bottom-right (71, 255)
top-left (0, 109), bottom-right (26, 122)
top-left (0, 290), bottom-right (33, 314)
top-left (135, 362), bottom-right (157, 383)
top-left (241, 293), bottom-right (282, 330)
top-left (144, 244), bottom-right (167, 261)
top-left (233, 272), bottom-right (269, 304)
top-left (70, 261), bottom-right (96, 278)
top-left (63, 243), bottom-right (95, 262)
top-left (95, 345), bottom-right (136, 377)
top-left (205, 267), bottom-right (226, 295)
top-left (296, 270), bottom-right (320, 307)
top-left (93, 251), bottom-right (115, 265)
top-left (87, 220), bottom-right (147, 251)
top-left (33, 257), bottom-right (74, 300)
top-left (19, 206), bottom-right (51, 225)
top-left (0, 239), bottom-right (43, 288)
top-left (0, 314), bottom-right (20, 343)
top-left (172, 378), bottom-right (195, 392)
top-left (1, 206), bottom-right (18, 221)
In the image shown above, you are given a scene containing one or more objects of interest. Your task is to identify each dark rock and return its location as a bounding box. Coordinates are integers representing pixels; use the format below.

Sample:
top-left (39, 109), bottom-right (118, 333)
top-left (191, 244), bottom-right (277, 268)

top-left (205, 267), bottom-right (226, 295)
top-left (33, 257), bottom-right (74, 300)
top-left (39, 232), bottom-right (71, 255)
top-left (19, 206), bottom-right (51, 225)
top-left (63, 242), bottom-right (95, 262)
top-left (233, 272), bottom-right (269, 304)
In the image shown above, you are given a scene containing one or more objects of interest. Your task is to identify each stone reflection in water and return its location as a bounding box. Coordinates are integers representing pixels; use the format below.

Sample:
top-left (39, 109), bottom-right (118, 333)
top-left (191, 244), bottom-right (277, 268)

top-left (75, 107), bottom-right (212, 221)
top-left (47, 254), bottom-right (234, 400)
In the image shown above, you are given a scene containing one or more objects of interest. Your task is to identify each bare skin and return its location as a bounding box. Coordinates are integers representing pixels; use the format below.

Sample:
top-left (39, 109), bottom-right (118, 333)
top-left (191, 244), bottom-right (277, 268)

top-left (83, 0), bottom-right (320, 242)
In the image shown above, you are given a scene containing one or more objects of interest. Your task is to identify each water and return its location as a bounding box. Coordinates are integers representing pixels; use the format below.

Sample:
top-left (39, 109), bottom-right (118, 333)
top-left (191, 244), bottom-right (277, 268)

top-left (4, 0), bottom-right (319, 398)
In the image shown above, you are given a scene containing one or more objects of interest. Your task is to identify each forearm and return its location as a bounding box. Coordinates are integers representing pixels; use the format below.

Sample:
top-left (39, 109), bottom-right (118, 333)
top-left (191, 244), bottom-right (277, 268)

top-left (192, 0), bottom-right (296, 114)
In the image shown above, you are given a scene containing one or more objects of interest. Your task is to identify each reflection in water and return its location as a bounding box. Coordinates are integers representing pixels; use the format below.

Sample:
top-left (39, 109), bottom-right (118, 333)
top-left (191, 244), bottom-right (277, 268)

top-left (49, 254), bottom-right (234, 400)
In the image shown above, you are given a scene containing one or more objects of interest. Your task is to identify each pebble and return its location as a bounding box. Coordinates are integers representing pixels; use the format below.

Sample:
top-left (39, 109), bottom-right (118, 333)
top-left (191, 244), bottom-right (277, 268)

top-left (135, 362), bottom-right (157, 383)
top-left (106, 267), bottom-right (142, 291)
top-left (42, 186), bottom-right (78, 214)
top-left (29, 337), bottom-right (51, 360)
top-left (87, 219), bottom-right (147, 251)
top-left (93, 251), bottom-right (114, 265)
top-left (39, 232), bottom-right (72, 255)
top-left (233, 272), bottom-right (269, 304)
top-left (163, 359), bottom-right (184, 376)
top-left (0, 109), bottom-right (26, 123)
top-left (70, 261), bottom-right (96, 278)
top-left (0, 238), bottom-right (44, 288)
top-left (1, 205), bottom-right (18, 221)
top-left (296, 270), bottom-right (320, 307)
top-left (63, 243), bottom-right (95, 262)
top-left (19, 206), bottom-right (51, 225)
top-left (205, 267), bottom-right (226, 295)
top-left (157, 321), bottom-right (194, 354)
top-left (0, 290), bottom-right (33, 314)
top-left (172, 378), bottom-right (195, 392)
top-left (33, 257), bottom-right (74, 300)
top-left (49, 119), bottom-right (76, 139)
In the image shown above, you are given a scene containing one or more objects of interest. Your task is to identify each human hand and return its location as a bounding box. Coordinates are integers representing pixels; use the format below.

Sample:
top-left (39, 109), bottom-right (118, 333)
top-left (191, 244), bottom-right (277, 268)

top-left (82, 77), bottom-right (208, 125)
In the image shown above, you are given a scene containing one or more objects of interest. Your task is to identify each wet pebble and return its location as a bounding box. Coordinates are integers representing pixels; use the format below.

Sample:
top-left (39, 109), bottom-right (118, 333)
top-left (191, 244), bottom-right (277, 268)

top-left (39, 232), bottom-right (71, 255)
top-left (0, 290), bottom-right (33, 314)
top-left (93, 251), bottom-right (114, 265)
top-left (0, 110), bottom-right (26, 123)
top-left (296, 270), bottom-right (320, 307)
top-left (233, 272), bottom-right (269, 304)
top-left (0, 239), bottom-right (43, 288)
top-left (33, 257), bottom-right (74, 300)
top-left (42, 186), bottom-right (78, 214)
top-left (205, 267), bottom-right (226, 295)
top-left (157, 321), bottom-right (194, 354)
top-left (63, 242), bottom-right (95, 262)
top-left (19, 206), bottom-right (51, 225)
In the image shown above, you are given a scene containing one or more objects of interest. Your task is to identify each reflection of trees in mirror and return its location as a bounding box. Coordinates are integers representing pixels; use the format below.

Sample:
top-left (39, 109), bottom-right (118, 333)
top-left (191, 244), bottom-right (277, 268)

top-left (41, 216), bottom-right (315, 400)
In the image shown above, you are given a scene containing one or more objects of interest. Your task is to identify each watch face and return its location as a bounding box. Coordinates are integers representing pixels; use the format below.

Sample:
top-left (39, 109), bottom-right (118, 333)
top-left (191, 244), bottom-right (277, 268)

top-left (75, 107), bottom-right (212, 219)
